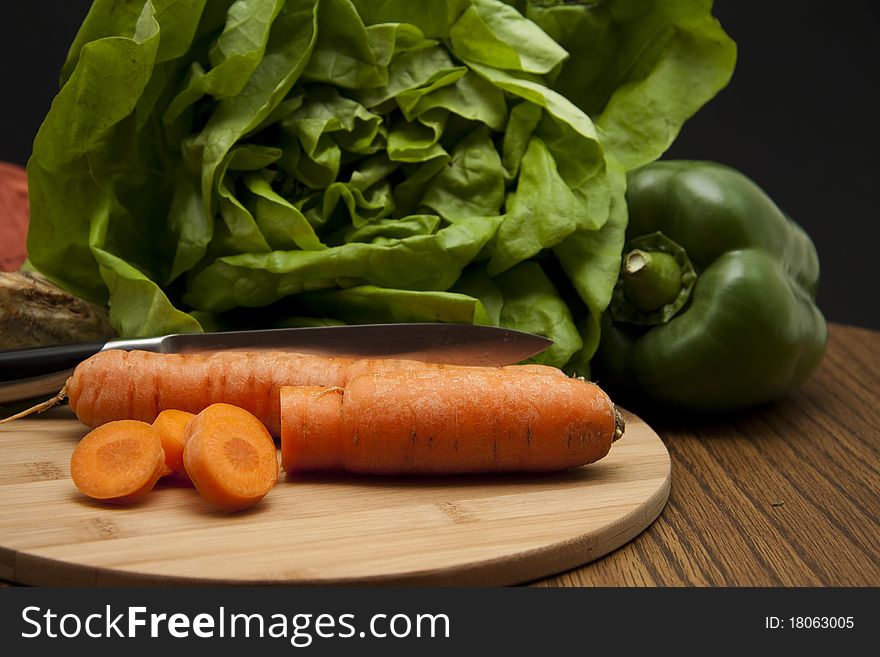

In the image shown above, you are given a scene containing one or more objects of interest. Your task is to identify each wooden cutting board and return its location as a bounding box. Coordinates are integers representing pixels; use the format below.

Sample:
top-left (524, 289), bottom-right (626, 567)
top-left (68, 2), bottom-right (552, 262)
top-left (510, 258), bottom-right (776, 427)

top-left (0, 407), bottom-right (670, 586)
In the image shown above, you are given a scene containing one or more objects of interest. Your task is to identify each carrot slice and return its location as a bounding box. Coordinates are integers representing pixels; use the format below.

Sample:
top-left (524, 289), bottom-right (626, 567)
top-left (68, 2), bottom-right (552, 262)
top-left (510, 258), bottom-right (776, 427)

top-left (69, 420), bottom-right (165, 503)
top-left (152, 409), bottom-right (195, 477)
top-left (183, 403), bottom-right (279, 512)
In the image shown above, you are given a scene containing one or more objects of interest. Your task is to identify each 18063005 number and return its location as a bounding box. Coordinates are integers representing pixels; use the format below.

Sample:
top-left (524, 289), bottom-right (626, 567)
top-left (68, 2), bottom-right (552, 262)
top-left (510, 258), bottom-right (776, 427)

top-left (789, 617), bottom-right (854, 629)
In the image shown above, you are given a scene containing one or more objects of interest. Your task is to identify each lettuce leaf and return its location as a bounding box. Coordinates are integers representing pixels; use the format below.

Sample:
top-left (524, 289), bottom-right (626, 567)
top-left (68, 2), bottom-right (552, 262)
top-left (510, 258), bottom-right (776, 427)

top-left (504, 0), bottom-right (737, 170)
top-left (26, 0), bottom-right (734, 371)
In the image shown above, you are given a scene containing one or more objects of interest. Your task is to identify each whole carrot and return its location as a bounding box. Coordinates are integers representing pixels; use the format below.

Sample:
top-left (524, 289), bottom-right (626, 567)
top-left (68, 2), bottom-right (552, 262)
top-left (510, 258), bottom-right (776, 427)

top-left (63, 350), bottom-right (566, 437)
top-left (280, 369), bottom-right (625, 475)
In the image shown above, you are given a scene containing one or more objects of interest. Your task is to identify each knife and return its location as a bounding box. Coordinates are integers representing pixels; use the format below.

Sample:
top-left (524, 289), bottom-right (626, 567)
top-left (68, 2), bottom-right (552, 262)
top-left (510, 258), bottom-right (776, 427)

top-left (0, 324), bottom-right (552, 404)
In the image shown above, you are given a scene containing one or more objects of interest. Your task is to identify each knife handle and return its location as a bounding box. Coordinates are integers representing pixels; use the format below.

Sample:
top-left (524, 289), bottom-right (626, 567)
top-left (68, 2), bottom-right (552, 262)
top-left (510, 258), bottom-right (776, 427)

top-left (0, 342), bottom-right (106, 383)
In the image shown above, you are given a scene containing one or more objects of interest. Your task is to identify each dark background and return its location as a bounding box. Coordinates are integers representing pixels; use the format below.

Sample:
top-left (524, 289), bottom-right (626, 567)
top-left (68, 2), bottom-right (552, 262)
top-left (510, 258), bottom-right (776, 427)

top-left (1, 1), bottom-right (878, 330)
top-left (665, 1), bottom-right (880, 332)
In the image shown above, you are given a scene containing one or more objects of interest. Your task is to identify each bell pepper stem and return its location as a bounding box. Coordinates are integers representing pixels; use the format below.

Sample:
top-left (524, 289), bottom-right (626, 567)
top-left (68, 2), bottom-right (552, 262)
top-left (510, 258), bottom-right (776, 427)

top-left (609, 231), bottom-right (697, 325)
top-left (622, 249), bottom-right (684, 313)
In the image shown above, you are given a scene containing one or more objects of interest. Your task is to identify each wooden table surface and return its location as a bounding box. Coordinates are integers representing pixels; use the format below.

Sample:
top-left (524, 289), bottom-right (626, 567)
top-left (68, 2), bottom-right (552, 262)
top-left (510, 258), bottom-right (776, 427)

top-left (533, 322), bottom-right (880, 587)
top-left (2, 322), bottom-right (877, 587)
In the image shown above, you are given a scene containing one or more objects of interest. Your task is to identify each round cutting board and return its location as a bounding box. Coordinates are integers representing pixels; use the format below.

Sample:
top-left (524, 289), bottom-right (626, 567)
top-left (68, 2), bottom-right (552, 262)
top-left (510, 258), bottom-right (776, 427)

top-left (0, 407), bottom-right (670, 586)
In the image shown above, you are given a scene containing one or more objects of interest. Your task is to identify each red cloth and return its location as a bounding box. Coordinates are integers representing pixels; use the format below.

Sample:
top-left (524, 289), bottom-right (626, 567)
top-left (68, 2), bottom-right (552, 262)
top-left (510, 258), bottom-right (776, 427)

top-left (0, 162), bottom-right (29, 272)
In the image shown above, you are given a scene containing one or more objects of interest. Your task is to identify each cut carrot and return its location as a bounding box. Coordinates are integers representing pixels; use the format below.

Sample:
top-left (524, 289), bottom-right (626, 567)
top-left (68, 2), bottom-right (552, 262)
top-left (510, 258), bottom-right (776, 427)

top-left (63, 350), bottom-right (566, 436)
top-left (280, 368), bottom-right (624, 475)
top-left (69, 420), bottom-right (165, 503)
top-left (152, 409), bottom-right (195, 477)
top-left (183, 403), bottom-right (279, 512)
top-left (279, 386), bottom-right (344, 472)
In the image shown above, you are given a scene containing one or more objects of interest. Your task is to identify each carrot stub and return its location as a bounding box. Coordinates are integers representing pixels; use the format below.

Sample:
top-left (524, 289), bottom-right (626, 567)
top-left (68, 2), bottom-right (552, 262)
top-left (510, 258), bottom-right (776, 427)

top-left (183, 403), bottom-right (279, 512)
top-left (152, 409), bottom-right (195, 477)
top-left (280, 369), bottom-right (624, 475)
top-left (69, 420), bottom-right (165, 504)
top-left (280, 386), bottom-right (345, 472)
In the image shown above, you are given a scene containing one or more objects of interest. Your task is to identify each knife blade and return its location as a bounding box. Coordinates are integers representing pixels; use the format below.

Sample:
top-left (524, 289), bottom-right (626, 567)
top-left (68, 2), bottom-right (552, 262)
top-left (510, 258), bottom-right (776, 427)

top-left (0, 324), bottom-right (552, 404)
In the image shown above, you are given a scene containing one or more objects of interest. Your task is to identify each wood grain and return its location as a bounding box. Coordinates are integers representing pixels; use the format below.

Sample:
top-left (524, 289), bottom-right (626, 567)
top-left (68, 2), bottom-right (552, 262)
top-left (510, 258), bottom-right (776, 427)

top-left (533, 323), bottom-right (880, 587)
top-left (0, 409), bottom-right (669, 586)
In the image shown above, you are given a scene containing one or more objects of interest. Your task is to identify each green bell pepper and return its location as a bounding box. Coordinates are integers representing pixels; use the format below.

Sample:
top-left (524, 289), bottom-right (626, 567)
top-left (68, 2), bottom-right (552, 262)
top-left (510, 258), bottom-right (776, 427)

top-left (594, 160), bottom-right (828, 414)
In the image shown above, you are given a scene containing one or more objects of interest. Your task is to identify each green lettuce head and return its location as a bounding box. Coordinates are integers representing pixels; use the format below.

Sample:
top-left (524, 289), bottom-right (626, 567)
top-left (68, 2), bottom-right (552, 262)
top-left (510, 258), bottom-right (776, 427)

top-left (26, 0), bottom-right (734, 372)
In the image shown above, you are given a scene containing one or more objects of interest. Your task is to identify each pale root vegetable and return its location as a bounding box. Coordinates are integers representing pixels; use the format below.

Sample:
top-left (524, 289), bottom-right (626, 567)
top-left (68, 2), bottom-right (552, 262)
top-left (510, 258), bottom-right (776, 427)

top-left (152, 409), bottom-right (195, 477)
top-left (64, 350), bottom-right (566, 436)
top-left (69, 420), bottom-right (165, 503)
top-left (280, 369), bottom-right (624, 475)
top-left (183, 403), bottom-right (279, 512)
top-left (0, 271), bottom-right (114, 350)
